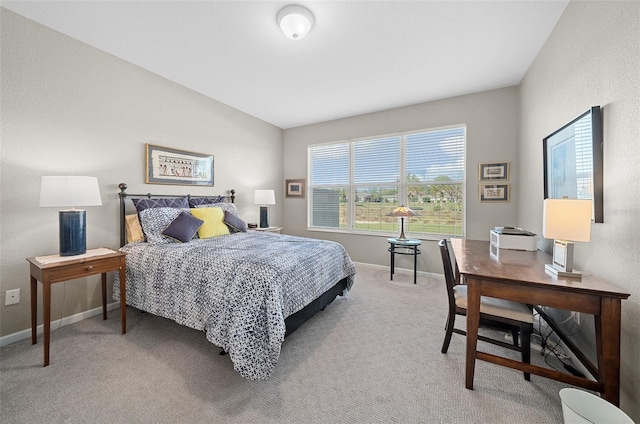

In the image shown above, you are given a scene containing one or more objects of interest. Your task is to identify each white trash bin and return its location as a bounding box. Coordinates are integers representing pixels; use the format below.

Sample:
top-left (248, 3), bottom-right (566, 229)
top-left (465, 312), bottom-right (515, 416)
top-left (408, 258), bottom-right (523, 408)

top-left (559, 388), bottom-right (634, 424)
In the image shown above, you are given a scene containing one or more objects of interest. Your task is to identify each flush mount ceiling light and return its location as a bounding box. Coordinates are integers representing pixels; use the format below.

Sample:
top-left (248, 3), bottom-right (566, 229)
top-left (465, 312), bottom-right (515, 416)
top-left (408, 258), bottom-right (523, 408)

top-left (277, 5), bottom-right (314, 40)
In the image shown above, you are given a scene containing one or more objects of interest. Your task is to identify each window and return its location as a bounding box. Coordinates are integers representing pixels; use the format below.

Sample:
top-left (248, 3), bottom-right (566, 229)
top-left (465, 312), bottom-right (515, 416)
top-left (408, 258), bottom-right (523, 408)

top-left (308, 125), bottom-right (466, 238)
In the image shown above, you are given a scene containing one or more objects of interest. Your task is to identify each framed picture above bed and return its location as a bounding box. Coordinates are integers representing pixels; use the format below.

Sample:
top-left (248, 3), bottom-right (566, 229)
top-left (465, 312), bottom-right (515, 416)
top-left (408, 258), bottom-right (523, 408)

top-left (145, 143), bottom-right (214, 186)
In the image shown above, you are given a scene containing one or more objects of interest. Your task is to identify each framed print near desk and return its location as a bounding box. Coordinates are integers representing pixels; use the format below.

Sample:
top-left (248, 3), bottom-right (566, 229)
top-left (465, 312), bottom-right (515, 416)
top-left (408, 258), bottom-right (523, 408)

top-left (479, 162), bottom-right (509, 181)
top-left (543, 106), bottom-right (603, 222)
top-left (479, 184), bottom-right (510, 202)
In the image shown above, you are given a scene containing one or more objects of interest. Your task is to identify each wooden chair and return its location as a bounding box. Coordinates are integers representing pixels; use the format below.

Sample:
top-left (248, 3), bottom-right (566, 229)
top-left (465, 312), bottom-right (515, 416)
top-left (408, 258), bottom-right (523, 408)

top-left (438, 239), bottom-right (534, 380)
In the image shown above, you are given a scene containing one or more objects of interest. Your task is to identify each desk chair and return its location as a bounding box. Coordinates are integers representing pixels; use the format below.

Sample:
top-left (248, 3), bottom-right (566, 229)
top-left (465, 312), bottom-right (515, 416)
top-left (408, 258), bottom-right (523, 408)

top-left (438, 239), bottom-right (534, 380)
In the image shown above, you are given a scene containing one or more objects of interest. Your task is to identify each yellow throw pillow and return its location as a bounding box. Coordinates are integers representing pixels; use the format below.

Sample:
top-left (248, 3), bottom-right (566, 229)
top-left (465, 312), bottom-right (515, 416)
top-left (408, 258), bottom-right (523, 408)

top-left (125, 214), bottom-right (145, 243)
top-left (190, 207), bottom-right (230, 239)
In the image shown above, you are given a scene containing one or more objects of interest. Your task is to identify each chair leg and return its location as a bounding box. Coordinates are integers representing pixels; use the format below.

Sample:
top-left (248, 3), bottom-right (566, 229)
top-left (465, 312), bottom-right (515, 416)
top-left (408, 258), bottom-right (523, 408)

top-left (441, 312), bottom-right (456, 354)
top-left (511, 328), bottom-right (519, 347)
top-left (521, 323), bottom-right (532, 381)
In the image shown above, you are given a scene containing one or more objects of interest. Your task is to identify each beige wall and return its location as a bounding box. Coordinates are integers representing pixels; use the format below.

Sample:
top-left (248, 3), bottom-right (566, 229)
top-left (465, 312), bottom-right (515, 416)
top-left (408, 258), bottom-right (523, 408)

top-left (0, 10), bottom-right (283, 338)
top-left (2, 1), bottom-right (638, 417)
top-left (518, 1), bottom-right (640, 417)
top-left (283, 87), bottom-right (520, 273)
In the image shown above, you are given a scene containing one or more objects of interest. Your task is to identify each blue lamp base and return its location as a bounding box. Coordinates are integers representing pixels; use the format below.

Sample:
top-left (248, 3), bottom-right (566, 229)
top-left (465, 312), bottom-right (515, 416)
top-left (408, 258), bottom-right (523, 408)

top-left (259, 206), bottom-right (269, 228)
top-left (59, 210), bottom-right (86, 256)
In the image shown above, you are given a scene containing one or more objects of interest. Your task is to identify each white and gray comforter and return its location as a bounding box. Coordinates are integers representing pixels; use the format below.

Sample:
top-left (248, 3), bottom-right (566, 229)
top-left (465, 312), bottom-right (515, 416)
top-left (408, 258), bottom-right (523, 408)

top-left (113, 231), bottom-right (356, 380)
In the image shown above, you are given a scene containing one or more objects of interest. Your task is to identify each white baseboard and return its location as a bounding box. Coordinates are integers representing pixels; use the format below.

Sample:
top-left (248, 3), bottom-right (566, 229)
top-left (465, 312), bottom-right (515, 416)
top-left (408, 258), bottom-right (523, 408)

top-left (352, 261), bottom-right (442, 279)
top-left (0, 302), bottom-right (120, 348)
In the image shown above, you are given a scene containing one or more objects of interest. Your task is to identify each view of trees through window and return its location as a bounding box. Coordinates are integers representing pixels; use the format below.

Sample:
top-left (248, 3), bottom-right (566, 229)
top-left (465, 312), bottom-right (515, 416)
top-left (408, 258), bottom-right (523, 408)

top-left (309, 126), bottom-right (465, 238)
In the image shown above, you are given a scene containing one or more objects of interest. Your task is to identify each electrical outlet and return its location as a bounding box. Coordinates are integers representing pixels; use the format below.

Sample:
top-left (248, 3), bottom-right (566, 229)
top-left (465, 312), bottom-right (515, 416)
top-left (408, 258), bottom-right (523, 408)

top-left (571, 311), bottom-right (580, 325)
top-left (5, 289), bottom-right (20, 306)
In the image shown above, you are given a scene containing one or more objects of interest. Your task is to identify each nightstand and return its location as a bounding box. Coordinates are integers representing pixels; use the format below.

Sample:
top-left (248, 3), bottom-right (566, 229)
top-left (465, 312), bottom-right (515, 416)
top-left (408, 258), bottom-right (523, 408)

top-left (253, 226), bottom-right (283, 234)
top-left (27, 248), bottom-right (127, 366)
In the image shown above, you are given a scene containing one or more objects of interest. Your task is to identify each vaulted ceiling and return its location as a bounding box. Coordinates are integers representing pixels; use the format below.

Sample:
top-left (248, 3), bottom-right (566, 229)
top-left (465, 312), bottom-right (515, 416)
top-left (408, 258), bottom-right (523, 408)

top-left (2, 1), bottom-right (569, 129)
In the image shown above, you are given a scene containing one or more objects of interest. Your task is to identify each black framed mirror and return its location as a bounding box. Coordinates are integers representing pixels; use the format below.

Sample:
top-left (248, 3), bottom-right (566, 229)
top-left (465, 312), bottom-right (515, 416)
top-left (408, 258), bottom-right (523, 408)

top-left (543, 106), bottom-right (603, 223)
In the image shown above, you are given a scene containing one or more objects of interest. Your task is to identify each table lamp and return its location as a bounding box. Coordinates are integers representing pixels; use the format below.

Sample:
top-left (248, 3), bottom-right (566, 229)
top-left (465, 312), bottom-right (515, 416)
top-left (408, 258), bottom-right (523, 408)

top-left (542, 198), bottom-right (592, 279)
top-left (386, 205), bottom-right (418, 241)
top-left (254, 189), bottom-right (276, 228)
top-left (39, 176), bottom-right (102, 256)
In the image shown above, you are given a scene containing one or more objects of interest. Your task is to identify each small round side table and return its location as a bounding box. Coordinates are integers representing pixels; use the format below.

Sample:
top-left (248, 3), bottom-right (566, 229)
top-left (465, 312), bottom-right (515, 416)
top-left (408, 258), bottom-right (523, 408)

top-left (387, 238), bottom-right (422, 284)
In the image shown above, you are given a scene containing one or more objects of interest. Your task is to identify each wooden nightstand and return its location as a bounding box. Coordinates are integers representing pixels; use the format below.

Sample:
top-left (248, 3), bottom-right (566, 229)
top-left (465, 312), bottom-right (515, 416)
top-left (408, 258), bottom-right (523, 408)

top-left (253, 226), bottom-right (283, 234)
top-left (27, 248), bottom-right (126, 366)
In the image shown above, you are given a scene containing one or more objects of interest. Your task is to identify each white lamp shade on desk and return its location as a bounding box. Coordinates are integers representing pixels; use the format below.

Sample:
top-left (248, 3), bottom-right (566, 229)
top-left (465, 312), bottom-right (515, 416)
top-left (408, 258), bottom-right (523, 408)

top-left (542, 198), bottom-right (591, 278)
top-left (40, 176), bottom-right (102, 256)
top-left (542, 198), bottom-right (592, 242)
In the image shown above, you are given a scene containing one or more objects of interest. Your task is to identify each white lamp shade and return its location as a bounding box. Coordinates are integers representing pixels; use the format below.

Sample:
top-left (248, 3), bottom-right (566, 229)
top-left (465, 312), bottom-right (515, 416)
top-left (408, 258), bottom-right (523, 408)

top-left (542, 199), bottom-right (591, 242)
top-left (277, 5), bottom-right (314, 40)
top-left (40, 176), bottom-right (102, 208)
top-left (254, 189), bottom-right (276, 205)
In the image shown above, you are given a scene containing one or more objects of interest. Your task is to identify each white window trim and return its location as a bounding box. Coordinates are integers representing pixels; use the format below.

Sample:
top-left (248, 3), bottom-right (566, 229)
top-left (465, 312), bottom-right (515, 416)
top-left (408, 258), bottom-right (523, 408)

top-left (307, 124), bottom-right (466, 239)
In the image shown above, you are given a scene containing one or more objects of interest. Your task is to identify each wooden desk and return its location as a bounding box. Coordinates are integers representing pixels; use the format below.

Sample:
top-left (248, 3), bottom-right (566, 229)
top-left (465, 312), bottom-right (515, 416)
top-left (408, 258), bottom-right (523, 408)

top-left (450, 238), bottom-right (630, 406)
top-left (27, 248), bottom-right (127, 366)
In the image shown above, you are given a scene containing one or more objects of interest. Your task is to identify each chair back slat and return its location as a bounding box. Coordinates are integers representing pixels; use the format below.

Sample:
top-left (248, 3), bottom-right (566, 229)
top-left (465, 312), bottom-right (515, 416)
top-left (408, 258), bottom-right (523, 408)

top-left (438, 239), bottom-right (457, 306)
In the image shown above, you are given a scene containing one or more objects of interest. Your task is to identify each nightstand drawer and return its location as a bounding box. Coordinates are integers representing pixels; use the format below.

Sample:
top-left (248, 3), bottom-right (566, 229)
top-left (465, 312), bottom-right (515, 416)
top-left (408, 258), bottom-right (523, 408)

top-left (48, 257), bottom-right (122, 282)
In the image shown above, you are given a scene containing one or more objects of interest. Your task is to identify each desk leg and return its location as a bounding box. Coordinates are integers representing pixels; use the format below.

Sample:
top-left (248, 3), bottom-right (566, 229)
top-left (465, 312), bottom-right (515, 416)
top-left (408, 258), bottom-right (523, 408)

top-left (30, 276), bottom-right (37, 345)
top-left (596, 297), bottom-right (622, 406)
top-left (42, 280), bottom-right (51, 367)
top-left (101, 273), bottom-right (107, 320)
top-left (465, 278), bottom-right (481, 390)
top-left (120, 261), bottom-right (127, 334)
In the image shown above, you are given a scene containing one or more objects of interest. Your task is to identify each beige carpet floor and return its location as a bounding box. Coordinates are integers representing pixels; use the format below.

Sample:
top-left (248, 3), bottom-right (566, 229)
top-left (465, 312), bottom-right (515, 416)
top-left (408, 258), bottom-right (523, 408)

top-left (0, 263), bottom-right (572, 423)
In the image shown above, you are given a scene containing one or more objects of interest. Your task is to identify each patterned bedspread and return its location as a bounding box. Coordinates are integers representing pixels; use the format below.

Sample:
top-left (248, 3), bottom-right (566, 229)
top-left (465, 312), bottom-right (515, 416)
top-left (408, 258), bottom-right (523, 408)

top-left (113, 231), bottom-right (356, 380)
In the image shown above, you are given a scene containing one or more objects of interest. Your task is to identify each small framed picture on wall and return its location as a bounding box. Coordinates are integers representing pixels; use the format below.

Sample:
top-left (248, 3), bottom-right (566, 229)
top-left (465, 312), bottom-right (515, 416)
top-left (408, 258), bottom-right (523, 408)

top-left (286, 179), bottom-right (305, 198)
top-left (479, 162), bottom-right (510, 181)
top-left (479, 184), bottom-right (510, 202)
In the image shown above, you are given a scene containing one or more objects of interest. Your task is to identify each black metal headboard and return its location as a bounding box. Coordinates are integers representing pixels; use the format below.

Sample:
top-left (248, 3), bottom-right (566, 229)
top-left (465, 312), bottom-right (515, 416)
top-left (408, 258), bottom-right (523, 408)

top-left (118, 182), bottom-right (236, 247)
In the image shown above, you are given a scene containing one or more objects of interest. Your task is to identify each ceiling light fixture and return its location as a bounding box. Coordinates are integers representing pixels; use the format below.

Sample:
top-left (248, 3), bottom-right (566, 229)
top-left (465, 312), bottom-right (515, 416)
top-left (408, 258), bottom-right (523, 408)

top-left (277, 5), bottom-right (314, 40)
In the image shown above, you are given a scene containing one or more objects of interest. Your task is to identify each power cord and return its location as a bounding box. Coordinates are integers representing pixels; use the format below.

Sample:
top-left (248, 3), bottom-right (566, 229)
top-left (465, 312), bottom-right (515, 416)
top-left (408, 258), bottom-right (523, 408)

top-left (533, 308), bottom-right (577, 374)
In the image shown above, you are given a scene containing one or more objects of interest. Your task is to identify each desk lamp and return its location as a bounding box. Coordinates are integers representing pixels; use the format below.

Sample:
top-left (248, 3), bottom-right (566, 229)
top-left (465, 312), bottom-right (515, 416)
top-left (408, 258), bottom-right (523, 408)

top-left (386, 205), bottom-right (418, 241)
top-left (254, 189), bottom-right (276, 228)
top-left (542, 198), bottom-right (592, 279)
top-left (39, 176), bottom-right (102, 256)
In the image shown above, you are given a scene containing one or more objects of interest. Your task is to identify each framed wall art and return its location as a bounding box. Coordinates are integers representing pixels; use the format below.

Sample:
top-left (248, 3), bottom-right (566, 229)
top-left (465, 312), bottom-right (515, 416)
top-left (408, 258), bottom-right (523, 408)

top-left (543, 106), bottom-right (603, 222)
top-left (479, 184), bottom-right (510, 203)
top-left (285, 179), bottom-right (305, 198)
top-left (479, 162), bottom-right (510, 181)
top-left (145, 143), bottom-right (214, 186)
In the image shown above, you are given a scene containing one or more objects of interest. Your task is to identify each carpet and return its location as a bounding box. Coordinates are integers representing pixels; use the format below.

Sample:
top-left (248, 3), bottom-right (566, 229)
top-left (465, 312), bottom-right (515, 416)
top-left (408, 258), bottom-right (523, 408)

top-left (0, 263), bottom-right (570, 423)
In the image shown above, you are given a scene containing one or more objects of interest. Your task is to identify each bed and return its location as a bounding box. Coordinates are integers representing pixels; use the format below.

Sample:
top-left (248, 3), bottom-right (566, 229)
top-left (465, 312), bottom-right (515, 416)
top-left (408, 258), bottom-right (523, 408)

top-left (114, 183), bottom-right (356, 380)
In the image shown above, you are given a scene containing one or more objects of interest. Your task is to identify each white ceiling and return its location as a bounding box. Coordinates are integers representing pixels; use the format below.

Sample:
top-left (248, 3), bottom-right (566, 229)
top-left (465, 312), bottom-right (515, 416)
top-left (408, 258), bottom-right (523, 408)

top-left (2, 0), bottom-right (569, 129)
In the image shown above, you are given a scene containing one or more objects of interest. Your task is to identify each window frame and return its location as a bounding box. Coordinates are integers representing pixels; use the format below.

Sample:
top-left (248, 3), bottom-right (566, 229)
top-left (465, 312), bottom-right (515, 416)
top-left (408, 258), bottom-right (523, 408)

top-left (307, 124), bottom-right (466, 239)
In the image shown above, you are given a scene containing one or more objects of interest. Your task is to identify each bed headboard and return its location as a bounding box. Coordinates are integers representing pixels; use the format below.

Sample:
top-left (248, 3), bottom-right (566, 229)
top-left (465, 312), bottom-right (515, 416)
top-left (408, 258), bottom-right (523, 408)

top-left (118, 182), bottom-right (236, 247)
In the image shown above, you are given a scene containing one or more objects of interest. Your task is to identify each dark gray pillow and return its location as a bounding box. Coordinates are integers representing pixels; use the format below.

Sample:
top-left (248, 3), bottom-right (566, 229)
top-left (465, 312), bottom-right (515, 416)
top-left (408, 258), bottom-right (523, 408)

top-left (224, 210), bottom-right (247, 233)
top-left (162, 212), bottom-right (204, 243)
